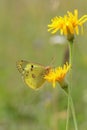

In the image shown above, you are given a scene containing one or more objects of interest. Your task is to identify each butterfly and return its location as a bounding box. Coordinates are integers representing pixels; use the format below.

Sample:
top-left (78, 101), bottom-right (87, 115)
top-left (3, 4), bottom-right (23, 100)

top-left (16, 60), bottom-right (51, 90)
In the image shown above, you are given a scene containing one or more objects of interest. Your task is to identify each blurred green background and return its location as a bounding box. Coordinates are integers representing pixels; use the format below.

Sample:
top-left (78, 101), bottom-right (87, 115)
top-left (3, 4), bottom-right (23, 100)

top-left (0, 0), bottom-right (87, 130)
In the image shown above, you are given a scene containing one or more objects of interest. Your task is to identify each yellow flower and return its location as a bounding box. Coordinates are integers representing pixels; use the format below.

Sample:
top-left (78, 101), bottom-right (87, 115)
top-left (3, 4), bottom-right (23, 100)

top-left (48, 9), bottom-right (87, 35)
top-left (44, 63), bottom-right (71, 88)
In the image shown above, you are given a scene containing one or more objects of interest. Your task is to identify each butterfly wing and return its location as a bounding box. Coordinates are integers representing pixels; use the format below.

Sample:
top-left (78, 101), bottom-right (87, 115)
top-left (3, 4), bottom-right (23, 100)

top-left (17, 60), bottom-right (49, 89)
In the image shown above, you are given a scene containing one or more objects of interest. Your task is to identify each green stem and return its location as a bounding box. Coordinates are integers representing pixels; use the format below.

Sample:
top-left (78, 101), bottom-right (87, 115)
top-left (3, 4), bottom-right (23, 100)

top-left (66, 40), bottom-right (78, 130)
top-left (70, 95), bottom-right (78, 130)
top-left (66, 93), bottom-right (70, 130)
top-left (69, 41), bottom-right (73, 65)
top-left (66, 41), bottom-right (72, 130)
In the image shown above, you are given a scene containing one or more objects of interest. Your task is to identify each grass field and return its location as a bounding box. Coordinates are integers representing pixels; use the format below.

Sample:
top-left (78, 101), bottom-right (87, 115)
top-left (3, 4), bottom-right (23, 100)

top-left (0, 0), bottom-right (87, 130)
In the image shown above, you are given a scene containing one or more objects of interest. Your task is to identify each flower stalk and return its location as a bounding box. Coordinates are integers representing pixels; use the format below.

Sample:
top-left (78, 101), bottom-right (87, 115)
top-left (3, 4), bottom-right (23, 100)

top-left (67, 39), bottom-right (78, 130)
top-left (47, 9), bottom-right (87, 130)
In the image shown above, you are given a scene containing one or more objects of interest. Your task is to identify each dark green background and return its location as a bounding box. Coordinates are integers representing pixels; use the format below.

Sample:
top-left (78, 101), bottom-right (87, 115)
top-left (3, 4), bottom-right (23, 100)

top-left (0, 0), bottom-right (87, 130)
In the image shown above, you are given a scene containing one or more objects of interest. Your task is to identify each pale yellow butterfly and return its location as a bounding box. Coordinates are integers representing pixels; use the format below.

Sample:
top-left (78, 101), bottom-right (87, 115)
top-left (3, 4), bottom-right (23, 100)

top-left (16, 60), bottom-right (51, 90)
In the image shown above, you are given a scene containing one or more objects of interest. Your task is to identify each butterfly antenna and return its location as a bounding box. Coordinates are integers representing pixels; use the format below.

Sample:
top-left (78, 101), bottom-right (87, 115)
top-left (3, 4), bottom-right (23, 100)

top-left (49, 56), bottom-right (56, 67)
